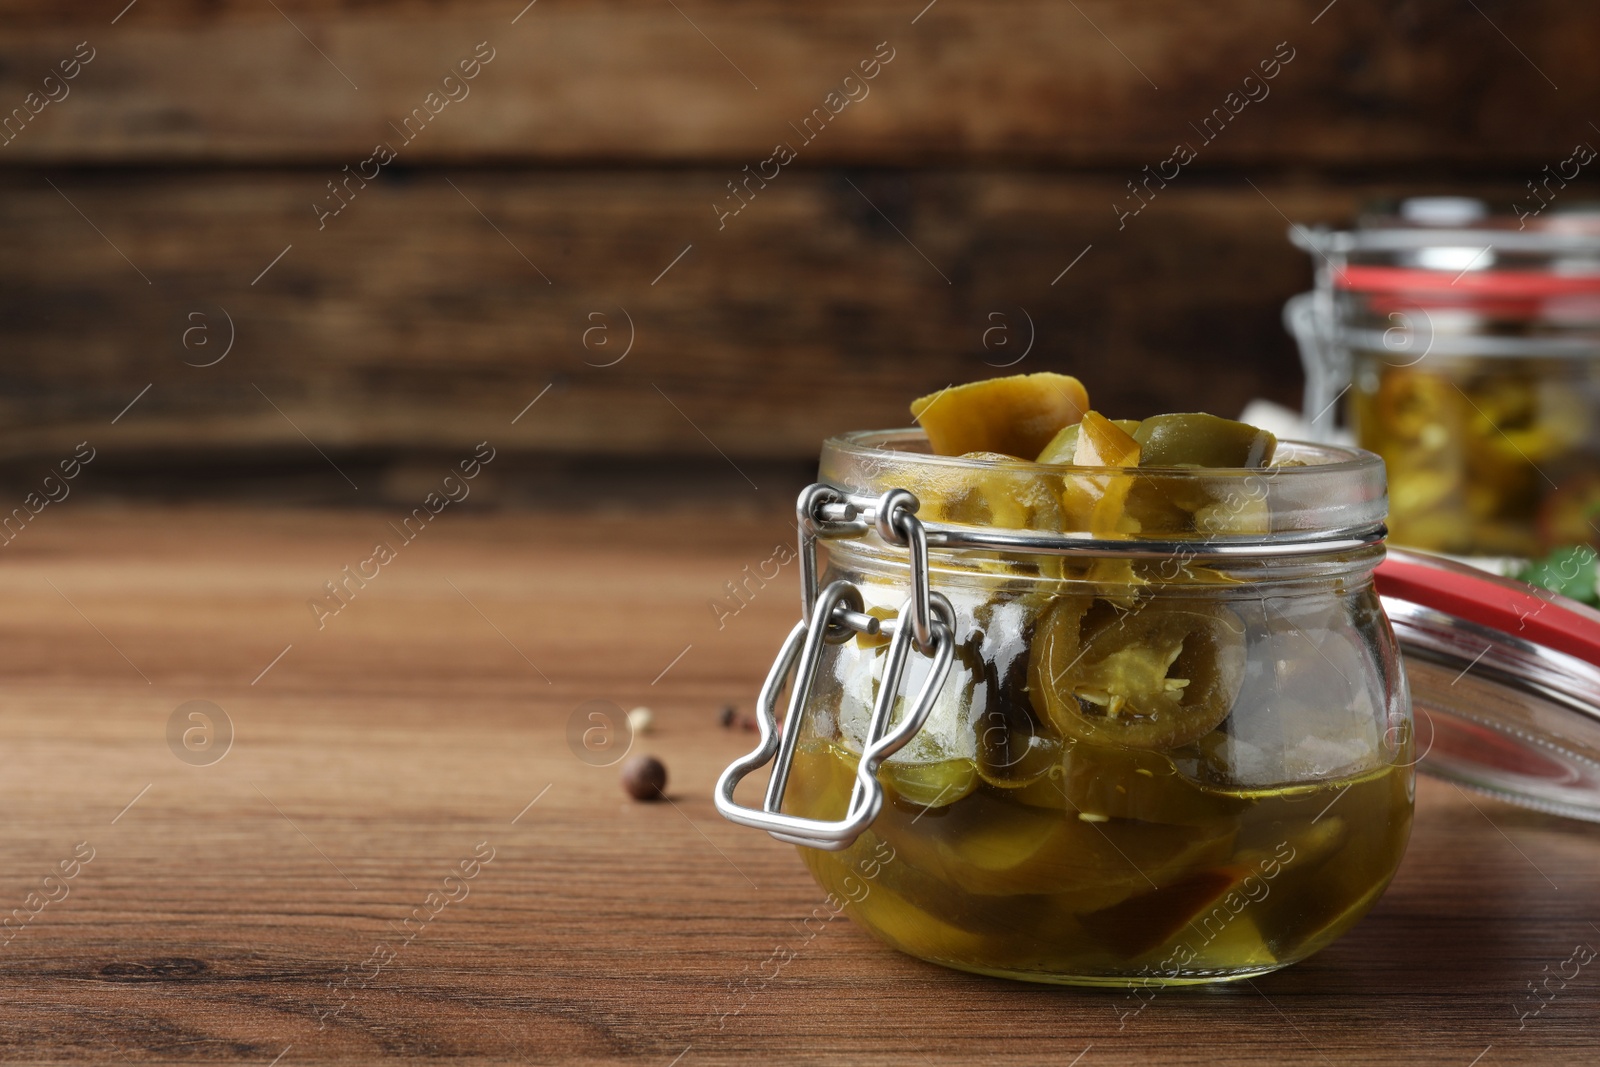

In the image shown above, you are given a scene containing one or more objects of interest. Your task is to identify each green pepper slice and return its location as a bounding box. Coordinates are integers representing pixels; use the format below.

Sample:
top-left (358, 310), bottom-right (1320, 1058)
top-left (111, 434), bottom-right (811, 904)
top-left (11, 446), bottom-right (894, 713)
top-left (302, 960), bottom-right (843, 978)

top-left (881, 757), bottom-right (980, 810)
top-left (911, 373), bottom-right (1090, 458)
top-left (1029, 598), bottom-right (1245, 750)
top-left (1134, 413), bottom-right (1277, 469)
top-left (1035, 418), bottom-right (1142, 465)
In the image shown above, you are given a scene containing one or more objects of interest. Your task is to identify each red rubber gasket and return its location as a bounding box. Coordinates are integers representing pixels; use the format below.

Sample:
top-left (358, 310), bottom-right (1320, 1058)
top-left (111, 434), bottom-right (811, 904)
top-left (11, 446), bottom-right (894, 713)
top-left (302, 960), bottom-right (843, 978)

top-left (1376, 552), bottom-right (1600, 668)
top-left (1336, 265), bottom-right (1600, 298)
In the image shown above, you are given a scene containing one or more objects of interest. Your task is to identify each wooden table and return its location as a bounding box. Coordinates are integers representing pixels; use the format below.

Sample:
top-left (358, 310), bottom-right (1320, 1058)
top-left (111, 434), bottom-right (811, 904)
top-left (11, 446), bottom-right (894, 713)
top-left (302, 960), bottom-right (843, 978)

top-left (1, 504), bottom-right (1596, 1065)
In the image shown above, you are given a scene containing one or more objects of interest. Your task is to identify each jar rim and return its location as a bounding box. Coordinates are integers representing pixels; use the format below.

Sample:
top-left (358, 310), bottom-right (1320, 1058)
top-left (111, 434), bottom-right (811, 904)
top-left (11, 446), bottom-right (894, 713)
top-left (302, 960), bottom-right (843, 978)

top-left (824, 428), bottom-right (1384, 477)
top-left (818, 429), bottom-right (1388, 546)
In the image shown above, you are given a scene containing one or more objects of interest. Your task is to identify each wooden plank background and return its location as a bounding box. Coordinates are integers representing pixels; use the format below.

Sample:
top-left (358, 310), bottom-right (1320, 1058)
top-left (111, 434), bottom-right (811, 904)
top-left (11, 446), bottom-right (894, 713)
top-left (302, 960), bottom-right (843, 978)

top-left (0, 0), bottom-right (1593, 165)
top-left (0, 173), bottom-right (1539, 464)
top-left (0, 1), bottom-right (1596, 485)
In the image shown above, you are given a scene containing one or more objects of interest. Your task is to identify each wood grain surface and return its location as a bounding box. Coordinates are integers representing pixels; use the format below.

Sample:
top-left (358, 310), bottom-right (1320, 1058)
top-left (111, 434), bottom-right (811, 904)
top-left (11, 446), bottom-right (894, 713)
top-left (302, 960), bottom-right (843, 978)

top-left (0, 170), bottom-right (1550, 467)
top-left (0, 502), bottom-right (1595, 1064)
top-left (0, 0), bottom-right (1591, 165)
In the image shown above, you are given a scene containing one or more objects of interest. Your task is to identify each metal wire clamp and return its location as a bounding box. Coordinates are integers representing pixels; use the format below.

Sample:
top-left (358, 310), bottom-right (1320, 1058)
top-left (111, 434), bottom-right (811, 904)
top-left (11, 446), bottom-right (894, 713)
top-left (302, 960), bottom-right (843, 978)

top-left (713, 487), bottom-right (956, 850)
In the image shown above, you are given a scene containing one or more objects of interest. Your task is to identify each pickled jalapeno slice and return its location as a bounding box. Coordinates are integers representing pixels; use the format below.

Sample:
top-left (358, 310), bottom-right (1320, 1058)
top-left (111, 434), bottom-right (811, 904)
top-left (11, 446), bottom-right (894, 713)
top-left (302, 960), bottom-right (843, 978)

top-left (1133, 413), bottom-right (1277, 469)
top-left (955, 452), bottom-right (1065, 531)
top-left (882, 758), bottom-right (980, 810)
top-left (911, 373), bottom-right (1090, 459)
top-left (1029, 598), bottom-right (1246, 751)
top-left (1059, 413), bottom-right (1144, 536)
top-left (1035, 418), bottom-right (1142, 465)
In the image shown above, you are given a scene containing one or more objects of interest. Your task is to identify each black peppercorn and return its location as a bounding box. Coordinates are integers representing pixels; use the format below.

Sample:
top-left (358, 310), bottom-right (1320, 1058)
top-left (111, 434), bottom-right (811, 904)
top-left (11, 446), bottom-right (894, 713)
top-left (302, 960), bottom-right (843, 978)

top-left (621, 755), bottom-right (667, 801)
top-left (719, 704), bottom-right (737, 728)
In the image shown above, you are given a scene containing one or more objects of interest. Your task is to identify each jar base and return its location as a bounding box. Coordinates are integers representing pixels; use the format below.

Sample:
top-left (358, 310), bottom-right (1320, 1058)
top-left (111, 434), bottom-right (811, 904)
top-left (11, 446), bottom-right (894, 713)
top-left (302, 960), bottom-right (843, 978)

top-left (920, 956), bottom-right (1291, 988)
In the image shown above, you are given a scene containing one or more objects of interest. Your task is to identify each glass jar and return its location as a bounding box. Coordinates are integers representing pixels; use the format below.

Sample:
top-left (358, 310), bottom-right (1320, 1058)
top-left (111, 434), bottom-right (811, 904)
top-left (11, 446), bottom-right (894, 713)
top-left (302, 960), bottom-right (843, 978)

top-left (1286, 200), bottom-right (1600, 558)
top-left (717, 430), bottom-right (1414, 987)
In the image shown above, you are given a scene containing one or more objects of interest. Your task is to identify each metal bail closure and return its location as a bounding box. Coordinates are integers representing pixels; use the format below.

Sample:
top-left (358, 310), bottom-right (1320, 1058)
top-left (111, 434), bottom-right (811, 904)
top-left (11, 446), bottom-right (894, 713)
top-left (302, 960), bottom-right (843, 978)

top-left (713, 580), bottom-right (956, 851)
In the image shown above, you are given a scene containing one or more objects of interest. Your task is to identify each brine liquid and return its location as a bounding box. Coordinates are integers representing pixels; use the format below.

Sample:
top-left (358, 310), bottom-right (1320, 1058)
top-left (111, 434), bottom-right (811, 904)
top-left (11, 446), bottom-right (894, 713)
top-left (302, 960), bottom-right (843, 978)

top-left (785, 740), bottom-right (1413, 986)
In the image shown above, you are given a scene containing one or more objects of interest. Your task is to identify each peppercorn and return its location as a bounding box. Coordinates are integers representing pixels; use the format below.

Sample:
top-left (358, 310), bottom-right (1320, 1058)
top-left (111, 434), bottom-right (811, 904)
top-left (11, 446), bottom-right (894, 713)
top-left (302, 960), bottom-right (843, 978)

top-left (719, 704), bottom-right (737, 728)
top-left (626, 706), bottom-right (653, 735)
top-left (621, 755), bottom-right (667, 801)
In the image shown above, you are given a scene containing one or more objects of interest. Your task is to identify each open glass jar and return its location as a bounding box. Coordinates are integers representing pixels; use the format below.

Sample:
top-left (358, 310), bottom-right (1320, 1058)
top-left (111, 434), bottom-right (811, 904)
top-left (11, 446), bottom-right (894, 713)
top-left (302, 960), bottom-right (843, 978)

top-left (717, 430), bottom-right (1414, 986)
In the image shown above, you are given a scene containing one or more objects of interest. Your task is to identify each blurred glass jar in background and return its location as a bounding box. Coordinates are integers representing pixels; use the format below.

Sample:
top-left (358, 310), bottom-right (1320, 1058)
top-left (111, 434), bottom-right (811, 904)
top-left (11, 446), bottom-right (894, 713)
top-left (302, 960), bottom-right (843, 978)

top-left (1286, 198), bottom-right (1600, 560)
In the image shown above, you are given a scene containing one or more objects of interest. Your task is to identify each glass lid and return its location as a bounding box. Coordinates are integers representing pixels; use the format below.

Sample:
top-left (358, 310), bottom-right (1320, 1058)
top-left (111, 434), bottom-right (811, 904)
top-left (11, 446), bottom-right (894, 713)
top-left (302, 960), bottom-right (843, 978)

top-left (1376, 549), bottom-right (1600, 821)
